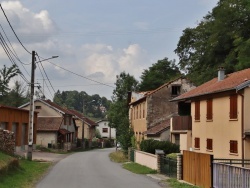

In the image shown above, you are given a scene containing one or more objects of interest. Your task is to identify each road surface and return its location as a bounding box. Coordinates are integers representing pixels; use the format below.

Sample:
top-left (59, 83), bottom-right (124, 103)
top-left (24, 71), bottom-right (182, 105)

top-left (36, 148), bottom-right (165, 188)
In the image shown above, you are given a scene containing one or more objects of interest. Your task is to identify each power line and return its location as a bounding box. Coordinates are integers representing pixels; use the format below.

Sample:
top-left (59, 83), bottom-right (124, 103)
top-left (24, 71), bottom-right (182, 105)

top-left (0, 3), bottom-right (31, 55)
top-left (45, 60), bottom-right (115, 89)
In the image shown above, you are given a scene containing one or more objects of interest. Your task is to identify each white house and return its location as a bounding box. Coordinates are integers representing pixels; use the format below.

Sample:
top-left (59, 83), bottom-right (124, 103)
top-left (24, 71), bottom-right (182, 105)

top-left (96, 119), bottom-right (116, 139)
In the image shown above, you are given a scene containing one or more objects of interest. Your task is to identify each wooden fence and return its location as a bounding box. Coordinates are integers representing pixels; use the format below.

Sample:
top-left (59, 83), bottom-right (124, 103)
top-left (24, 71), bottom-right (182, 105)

top-left (183, 150), bottom-right (213, 188)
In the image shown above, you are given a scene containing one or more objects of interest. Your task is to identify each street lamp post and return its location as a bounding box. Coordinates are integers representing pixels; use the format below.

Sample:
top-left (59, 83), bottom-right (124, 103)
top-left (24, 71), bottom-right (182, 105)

top-left (82, 100), bottom-right (95, 149)
top-left (27, 51), bottom-right (58, 160)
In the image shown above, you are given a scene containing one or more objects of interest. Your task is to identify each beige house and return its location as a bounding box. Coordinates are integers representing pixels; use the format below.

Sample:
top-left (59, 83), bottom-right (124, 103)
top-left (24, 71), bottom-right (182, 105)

top-left (172, 68), bottom-right (250, 159)
top-left (68, 109), bottom-right (97, 141)
top-left (20, 99), bottom-right (77, 150)
top-left (129, 77), bottom-right (195, 147)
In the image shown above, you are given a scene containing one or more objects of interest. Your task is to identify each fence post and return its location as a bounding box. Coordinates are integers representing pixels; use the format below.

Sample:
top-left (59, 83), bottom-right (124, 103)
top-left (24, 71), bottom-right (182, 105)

top-left (156, 149), bottom-right (164, 173)
top-left (177, 153), bottom-right (183, 180)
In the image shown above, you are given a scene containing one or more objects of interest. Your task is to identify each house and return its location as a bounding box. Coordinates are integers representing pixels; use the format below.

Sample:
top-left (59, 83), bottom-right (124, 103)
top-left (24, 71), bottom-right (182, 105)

top-left (68, 109), bottom-right (97, 147)
top-left (129, 77), bottom-right (195, 147)
top-left (96, 119), bottom-right (116, 139)
top-left (20, 99), bottom-right (77, 150)
top-left (171, 68), bottom-right (250, 159)
top-left (0, 105), bottom-right (38, 152)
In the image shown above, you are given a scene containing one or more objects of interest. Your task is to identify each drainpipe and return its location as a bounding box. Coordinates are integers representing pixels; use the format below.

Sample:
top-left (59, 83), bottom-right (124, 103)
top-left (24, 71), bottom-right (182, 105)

top-left (238, 92), bottom-right (245, 167)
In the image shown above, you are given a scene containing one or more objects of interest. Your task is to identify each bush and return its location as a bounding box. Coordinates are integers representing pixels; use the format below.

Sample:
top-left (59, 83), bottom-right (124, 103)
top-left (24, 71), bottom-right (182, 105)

top-left (140, 139), bottom-right (179, 155)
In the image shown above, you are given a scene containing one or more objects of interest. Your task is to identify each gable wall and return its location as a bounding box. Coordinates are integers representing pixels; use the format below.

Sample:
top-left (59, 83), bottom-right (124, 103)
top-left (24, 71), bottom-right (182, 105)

top-left (191, 93), bottom-right (242, 158)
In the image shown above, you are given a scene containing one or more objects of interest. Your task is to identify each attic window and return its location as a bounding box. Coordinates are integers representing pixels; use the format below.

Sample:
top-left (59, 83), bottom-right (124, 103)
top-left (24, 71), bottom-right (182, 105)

top-left (171, 85), bottom-right (181, 96)
top-left (35, 106), bottom-right (41, 109)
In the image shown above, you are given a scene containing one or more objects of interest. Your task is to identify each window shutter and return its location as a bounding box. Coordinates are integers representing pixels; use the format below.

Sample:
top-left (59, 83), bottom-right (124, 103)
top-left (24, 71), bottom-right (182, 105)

top-left (230, 95), bottom-right (238, 119)
top-left (206, 99), bottom-right (213, 120)
top-left (195, 101), bottom-right (200, 120)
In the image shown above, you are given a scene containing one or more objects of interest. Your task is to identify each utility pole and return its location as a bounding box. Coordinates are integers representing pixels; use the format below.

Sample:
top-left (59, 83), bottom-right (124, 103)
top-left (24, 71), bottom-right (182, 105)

top-left (27, 51), bottom-right (36, 160)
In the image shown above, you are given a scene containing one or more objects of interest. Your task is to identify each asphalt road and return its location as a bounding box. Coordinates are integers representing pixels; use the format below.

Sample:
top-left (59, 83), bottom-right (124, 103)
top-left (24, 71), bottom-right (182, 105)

top-left (36, 148), bottom-right (164, 188)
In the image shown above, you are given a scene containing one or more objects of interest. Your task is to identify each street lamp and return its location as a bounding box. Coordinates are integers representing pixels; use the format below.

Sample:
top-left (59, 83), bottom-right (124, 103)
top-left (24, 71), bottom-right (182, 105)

top-left (82, 99), bottom-right (95, 149)
top-left (27, 51), bottom-right (58, 160)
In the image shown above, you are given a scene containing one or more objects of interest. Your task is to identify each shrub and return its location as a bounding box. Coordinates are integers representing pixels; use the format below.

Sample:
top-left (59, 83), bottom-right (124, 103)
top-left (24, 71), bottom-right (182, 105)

top-left (140, 139), bottom-right (179, 155)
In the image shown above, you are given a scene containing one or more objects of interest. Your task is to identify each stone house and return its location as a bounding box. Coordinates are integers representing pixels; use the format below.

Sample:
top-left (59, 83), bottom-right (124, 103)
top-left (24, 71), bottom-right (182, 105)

top-left (171, 68), bottom-right (250, 159)
top-left (20, 99), bottom-right (77, 150)
top-left (129, 77), bottom-right (195, 146)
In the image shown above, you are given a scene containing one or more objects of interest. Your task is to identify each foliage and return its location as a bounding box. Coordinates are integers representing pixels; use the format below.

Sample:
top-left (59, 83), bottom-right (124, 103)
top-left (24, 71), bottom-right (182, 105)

top-left (53, 90), bottom-right (111, 119)
top-left (109, 151), bottom-right (128, 163)
top-left (167, 179), bottom-right (198, 188)
top-left (175, 0), bottom-right (250, 85)
top-left (140, 139), bottom-right (180, 155)
top-left (108, 72), bottom-right (138, 151)
top-left (139, 58), bottom-right (181, 91)
top-left (0, 158), bottom-right (51, 188)
top-left (122, 162), bottom-right (157, 174)
top-left (95, 129), bottom-right (101, 139)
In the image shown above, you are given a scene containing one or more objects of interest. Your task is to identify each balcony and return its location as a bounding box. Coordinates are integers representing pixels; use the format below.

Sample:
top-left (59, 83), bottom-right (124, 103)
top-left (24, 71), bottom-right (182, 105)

top-left (171, 116), bottom-right (192, 131)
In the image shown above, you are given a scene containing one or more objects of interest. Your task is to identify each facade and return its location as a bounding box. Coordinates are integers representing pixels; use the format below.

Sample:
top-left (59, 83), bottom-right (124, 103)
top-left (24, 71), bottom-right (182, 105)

top-left (172, 68), bottom-right (250, 159)
top-left (0, 105), bottom-right (37, 152)
top-left (129, 77), bottom-right (195, 146)
top-left (68, 109), bottom-right (97, 140)
top-left (20, 99), bottom-right (77, 150)
top-left (96, 119), bottom-right (116, 139)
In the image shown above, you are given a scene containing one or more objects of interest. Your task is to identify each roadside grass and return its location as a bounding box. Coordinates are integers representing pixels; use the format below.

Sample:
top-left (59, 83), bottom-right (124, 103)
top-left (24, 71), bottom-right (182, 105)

top-left (167, 179), bottom-right (199, 188)
top-left (122, 162), bottom-right (157, 174)
top-left (109, 150), bottom-right (128, 163)
top-left (0, 152), bottom-right (51, 188)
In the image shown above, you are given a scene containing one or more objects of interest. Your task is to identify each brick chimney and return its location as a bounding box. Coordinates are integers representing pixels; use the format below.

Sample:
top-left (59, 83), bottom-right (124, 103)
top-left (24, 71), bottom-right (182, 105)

top-left (218, 67), bottom-right (225, 81)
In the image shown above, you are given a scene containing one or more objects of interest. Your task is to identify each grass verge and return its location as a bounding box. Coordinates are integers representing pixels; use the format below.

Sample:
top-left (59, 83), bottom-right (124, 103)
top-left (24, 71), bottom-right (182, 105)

top-left (167, 179), bottom-right (199, 188)
top-left (0, 157), bottom-right (51, 188)
top-left (109, 150), bottom-right (128, 163)
top-left (122, 162), bottom-right (157, 174)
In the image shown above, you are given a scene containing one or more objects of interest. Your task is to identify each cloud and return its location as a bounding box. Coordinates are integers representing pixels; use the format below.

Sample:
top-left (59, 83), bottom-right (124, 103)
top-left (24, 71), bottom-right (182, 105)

top-left (1, 1), bottom-right (58, 43)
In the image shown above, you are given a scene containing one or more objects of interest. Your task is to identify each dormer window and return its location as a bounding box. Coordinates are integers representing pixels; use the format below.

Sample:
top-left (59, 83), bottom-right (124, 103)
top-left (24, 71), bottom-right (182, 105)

top-left (171, 85), bottom-right (181, 96)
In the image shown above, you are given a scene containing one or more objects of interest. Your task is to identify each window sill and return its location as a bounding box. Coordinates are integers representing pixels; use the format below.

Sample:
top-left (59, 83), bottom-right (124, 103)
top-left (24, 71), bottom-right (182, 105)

top-left (229, 119), bottom-right (238, 121)
top-left (194, 120), bottom-right (200, 122)
top-left (206, 119), bottom-right (213, 122)
top-left (229, 152), bottom-right (238, 156)
top-left (206, 149), bottom-right (213, 152)
top-left (194, 148), bottom-right (200, 150)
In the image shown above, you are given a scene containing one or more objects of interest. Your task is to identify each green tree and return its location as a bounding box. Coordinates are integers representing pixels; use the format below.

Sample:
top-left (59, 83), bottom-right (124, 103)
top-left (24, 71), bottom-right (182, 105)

top-left (175, 0), bottom-right (250, 85)
top-left (108, 72), bottom-right (138, 151)
top-left (139, 58), bottom-right (181, 91)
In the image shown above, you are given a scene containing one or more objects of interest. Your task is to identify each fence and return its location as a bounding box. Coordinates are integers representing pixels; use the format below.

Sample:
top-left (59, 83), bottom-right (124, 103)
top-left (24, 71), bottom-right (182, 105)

top-left (213, 162), bottom-right (250, 188)
top-left (160, 156), bottom-right (177, 178)
top-left (183, 150), bottom-right (213, 188)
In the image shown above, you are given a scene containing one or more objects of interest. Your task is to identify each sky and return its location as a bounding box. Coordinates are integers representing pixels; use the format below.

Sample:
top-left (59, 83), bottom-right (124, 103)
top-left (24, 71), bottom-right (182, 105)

top-left (0, 0), bottom-right (218, 100)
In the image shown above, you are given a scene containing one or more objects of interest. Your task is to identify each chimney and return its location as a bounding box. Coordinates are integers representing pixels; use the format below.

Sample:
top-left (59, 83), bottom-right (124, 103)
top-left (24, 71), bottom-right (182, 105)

top-left (218, 67), bottom-right (225, 81)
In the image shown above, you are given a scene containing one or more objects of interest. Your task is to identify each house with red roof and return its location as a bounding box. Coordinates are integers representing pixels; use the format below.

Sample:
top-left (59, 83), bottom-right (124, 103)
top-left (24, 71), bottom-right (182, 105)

top-left (171, 68), bottom-right (250, 159)
top-left (128, 77), bottom-right (195, 147)
top-left (68, 109), bottom-right (97, 148)
top-left (20, 99), bottom-right (77, 150)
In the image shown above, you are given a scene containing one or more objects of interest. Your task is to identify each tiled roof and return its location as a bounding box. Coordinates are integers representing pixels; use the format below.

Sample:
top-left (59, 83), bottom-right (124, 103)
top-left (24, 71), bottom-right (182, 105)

top-left (144, 119), bottom-right (170, 135)
top-left (172, 68), bottom-right (250, 101)
top-left (68, 109), bottom-right (97, 127)
top-left (59, 129), bottom-right (71, 135)
top-left (37, 117), bottom-right (63, 131)
top-left (42, 100), bottom-right (74, 115)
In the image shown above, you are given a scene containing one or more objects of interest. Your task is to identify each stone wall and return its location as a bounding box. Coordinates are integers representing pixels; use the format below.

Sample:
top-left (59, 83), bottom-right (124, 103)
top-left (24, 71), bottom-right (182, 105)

top-left (0, 128), bottom-right (15, 155)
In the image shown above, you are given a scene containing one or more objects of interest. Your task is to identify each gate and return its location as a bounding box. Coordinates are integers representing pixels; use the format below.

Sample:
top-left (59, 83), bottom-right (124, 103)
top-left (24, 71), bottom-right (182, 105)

top-left (183, 150), bottom-right (213, 188)
top-left (161, 156), bottom-right (177, 178)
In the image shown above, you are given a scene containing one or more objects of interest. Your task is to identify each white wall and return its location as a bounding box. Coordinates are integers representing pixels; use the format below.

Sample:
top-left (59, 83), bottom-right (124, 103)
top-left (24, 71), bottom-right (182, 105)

top-left (96, 120), bottom-right (116, 139)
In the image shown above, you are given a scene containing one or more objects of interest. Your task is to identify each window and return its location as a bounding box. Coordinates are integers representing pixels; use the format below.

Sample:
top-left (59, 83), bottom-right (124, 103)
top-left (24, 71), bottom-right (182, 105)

top-left (230, 95), bottom-right (238, 119)
top-left (35, 106), bottom-right (41, 109)
top-left (139, 104), bottom-right (141, 119)
top-left (143, 103), bottom-right (145, 118)
top-left (206, 99), bottom-right (213, 120)
top-left (194, 137), bottom-right (200, 149)
top-left (172, 85), bottom-right (181, 96)
top-left (230, 140), bottom-right (238, 154)
top-left (206, 138), bottom-right (213, 150)
top-left (136, 106), bottom-right (138, 119)
top-left (102, 128), bottom-right (108, 133)
top-left (195, 101), bottom-right (200, 121)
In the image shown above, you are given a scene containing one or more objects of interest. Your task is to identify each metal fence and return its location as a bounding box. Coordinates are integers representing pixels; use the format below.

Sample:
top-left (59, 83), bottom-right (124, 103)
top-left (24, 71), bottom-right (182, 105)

top-left (160, 156), bottom-right (177, 178)
top-left (213, 162), bottom-right (250, 188)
